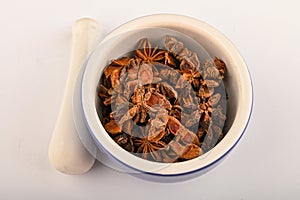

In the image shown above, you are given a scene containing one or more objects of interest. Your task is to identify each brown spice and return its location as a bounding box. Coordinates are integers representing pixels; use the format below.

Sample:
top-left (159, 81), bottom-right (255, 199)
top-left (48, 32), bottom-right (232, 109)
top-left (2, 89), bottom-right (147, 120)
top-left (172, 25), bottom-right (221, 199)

top-left (97, 36), bottom-right (228, 163)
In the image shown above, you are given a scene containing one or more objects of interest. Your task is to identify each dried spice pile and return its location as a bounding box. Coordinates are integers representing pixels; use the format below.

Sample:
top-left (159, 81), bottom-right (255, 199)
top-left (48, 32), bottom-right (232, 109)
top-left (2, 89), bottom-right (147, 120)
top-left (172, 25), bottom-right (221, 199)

top-left (98, 36), bottom-right (227, 163)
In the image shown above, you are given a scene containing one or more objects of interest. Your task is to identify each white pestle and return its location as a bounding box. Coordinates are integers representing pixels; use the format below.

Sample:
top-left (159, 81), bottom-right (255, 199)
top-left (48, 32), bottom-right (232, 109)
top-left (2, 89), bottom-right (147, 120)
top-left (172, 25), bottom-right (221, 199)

top-left (49, 18), bottom-right (104, 174)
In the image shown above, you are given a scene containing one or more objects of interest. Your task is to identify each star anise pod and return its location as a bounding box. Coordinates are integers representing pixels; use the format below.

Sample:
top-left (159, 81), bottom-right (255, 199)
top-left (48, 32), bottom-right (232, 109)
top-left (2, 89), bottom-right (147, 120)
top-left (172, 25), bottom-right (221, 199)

top-left (181, 68), bottom-right (201, 88)
top-left (201, 59), bottom-right (225, 88)
top-left (214, 57), bottom-right (226, 79)
top-left (135, 38), bottom-right (165, 63)
top-left (165, 36), bottom-right (200, 70)
top-left (166, 140), bottom-right (202, 161)
top-left (133, 125), bottom-right (166, 162)
top-left (104, 120), bottom-right (122, 135)
top-left (104, 57), bottom-right (132, 88)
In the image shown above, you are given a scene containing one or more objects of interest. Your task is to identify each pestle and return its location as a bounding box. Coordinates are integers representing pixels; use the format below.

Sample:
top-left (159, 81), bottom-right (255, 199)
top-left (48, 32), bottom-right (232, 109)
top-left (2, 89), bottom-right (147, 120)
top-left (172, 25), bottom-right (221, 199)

top-left (49, 18), bottom-right (104, 174)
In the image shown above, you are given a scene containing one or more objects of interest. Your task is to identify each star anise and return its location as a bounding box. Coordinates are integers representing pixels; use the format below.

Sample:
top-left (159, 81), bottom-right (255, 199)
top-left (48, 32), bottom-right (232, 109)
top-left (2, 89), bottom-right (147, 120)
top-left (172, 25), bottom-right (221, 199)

top-left (214, 57), bottom-right (226, 79)
top-left (135, 38), bottom-right (165, 63)
top-left (104, 120), bottom-right (122, 135)
top-left (164, 117), bottom-right (202, 160)
top-left (104, 57), bottom-right (132, 88)
top-left (165, 36), bottom-right (202, 89)
top-left (201, 59), bottom-right (225, 88)
top-left (182, 68), bottom-right (201, 88)
top-left (133, 125), bottom-right (166, 162)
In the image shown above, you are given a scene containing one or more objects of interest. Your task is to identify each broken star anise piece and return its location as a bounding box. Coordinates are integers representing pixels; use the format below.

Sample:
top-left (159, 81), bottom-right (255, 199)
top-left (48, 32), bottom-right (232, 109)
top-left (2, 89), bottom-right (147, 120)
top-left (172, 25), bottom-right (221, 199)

top-left (138, 63), bottom-right (154, 86)
top-left (104, 120), bottom-right (122, 135)
top-left (214, 57), bottom-right (226, 79)
top-left (180, 144), bottom-right (203, 160)
top-left (114, 133), bottom-right (134, 152)
top-left (202, 59), bottom-right (225, 88)
top-left (148, 108), bottom-right (169, 142)
top-left (165, 35), bottom-right (201, 77)
top-left (104, 57), bottom-right (132, 88)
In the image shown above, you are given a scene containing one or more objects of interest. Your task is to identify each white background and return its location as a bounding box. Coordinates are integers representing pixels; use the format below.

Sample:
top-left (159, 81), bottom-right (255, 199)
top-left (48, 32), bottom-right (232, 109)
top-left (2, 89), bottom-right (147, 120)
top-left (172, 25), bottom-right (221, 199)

top-left (1, 0), bottom-right (300, 199)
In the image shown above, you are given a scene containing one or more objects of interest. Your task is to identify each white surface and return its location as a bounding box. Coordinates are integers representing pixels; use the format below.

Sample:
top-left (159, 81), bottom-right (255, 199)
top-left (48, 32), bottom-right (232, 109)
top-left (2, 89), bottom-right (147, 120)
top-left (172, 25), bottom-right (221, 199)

top-left (1, 0), bottom-right (300, 199)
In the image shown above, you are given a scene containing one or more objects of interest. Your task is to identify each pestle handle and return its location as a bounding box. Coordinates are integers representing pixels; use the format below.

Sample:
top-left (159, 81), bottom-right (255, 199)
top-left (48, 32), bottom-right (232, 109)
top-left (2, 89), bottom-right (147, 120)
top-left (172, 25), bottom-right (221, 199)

top-left (49, 18), bottom-right (104, 174)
